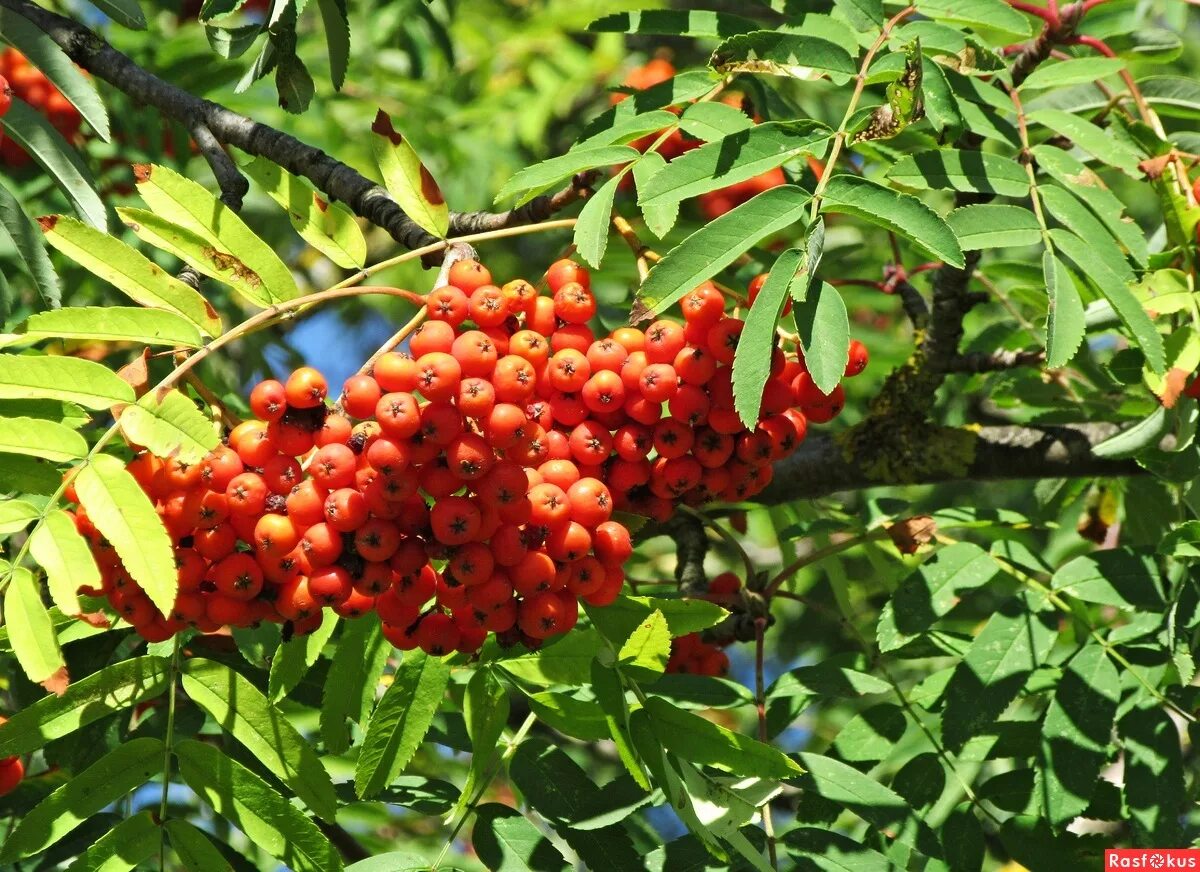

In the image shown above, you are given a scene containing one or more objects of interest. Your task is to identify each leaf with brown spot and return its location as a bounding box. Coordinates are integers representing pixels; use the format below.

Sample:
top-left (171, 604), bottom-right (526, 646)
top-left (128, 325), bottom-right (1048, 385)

top-left (1160, 368), bottom-right (1189, 409)
top-left (114, 348), bottom-right (152, 413)
top-left (371, 111), bottom-right (450, 239)
top-left (887, 516), bottom-right (937, 555)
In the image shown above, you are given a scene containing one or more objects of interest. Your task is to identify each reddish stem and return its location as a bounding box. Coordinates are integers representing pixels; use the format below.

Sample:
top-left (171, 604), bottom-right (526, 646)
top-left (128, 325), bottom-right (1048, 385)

top-left (1008, 0), bottom-right (1057, 23)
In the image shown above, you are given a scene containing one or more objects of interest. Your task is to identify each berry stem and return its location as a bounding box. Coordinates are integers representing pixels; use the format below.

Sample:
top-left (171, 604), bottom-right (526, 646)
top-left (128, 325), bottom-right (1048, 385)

top-left (156, 633), bottom-right (182, 866)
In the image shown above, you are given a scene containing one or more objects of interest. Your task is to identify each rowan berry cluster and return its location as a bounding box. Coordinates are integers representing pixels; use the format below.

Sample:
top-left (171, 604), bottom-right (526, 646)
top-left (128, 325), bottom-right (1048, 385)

top-left (665, 572), bottom-right (744, 677)
top-left (62, 255), bottom-right (866, 657)
top-left (0, 49), bottom-right (83, 167)
top-left (615, 59), bottom-right (786, 219)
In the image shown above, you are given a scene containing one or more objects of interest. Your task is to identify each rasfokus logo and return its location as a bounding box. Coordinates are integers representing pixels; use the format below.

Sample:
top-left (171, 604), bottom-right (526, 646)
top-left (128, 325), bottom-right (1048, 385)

top-left (1106, 850), bottom-right (1200, 869)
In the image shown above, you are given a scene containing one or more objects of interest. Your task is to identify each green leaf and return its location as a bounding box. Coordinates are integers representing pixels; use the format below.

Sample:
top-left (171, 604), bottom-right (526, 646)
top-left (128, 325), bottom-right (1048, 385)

top-left (459, 668), bottom-right (510, 819)
top-left (1051, 548), bottom-right (1163, 609)
top-left (1050, 228), bottom-right (1164, 373)
top-left (1120, 706), bottom-right (1184, 846)
top-left (617, 608), bottom-right (671, 679)
top-left (734, 248), bottom-right (800, 427)
top-left (643, 696), bottom-right (802, 778)
top-left (176, 739), bottom-right (343, 872)
top-left (588, 10), bottom-right (757, 37)
top-left (574, 110), bottom-right (679, 151)
top-left (3, 566), bottom-right (65, 684)
top-left (242, 158), bottom-right (367, 269)
top-left (941, 592), bottom-right (1059, 750)
top-left (634, 185), bottom-right (812, 321)
top-left (497, 628), bottom-right (604, 687)
top-left (132, 164), bottom-right (298, 302)
top-left (1021, 58), bottom-right (1126, 91)
top-left (0, 354), bottom-right (133, 409)
top-left (0, 499), bottom-right (38, 534)
top-left (583, 72), bottom-right (716, 141)
top-left (75, 454), bottom-right (176, 617)
top-left (508, 740), bottom-right (643, 870)
top-left (586, 595), bottom-right (728, 641)
top-left (39, 215), bottom-right (221, 336)
top-left (1043, 251), bottom-right (1086, 369)
top-left (1039, 187), bottom-right (1133, 282)
top-left (572, 172), bottom-right (619, 269)
top-left (942, 804), bottom-right (985, 872)
top-left (710, 31), bottom-right (857, 78)
top-left (371, 112), bottom-right (450, 238)
top-left (0, 100), bottom-right (105, 229)
top-left (783, 827), bottom-right (894, 871)
top-left (0, 10), bottom-right (110, 140)
top-left (888, 149), bottom-right (1030, 197)
top-left (677, 102), bottom-right (754, 142)
top-left (65, 811), bottom-right (160, 872)
top-left (833, 703), bottom-right (908, 763)
top-left (1092, 406), bottom-right (1170, 459)
top-left (921, 56), bottom-right (963, 137)
top-left (497, 146), bottom-right (639, 205)
top-left (0, 656), bottom-right (168, 757)
top-left (1138, 75), bottom-right (1200, 119)
top-left (1027, 109), bottom-right (1142, 175)
top-left (117, 207), bottom-right (275, 309)
top-left (834, 0), bottom-right (883, 29)
top-left (792, 280), bottom-right (848, 397)
top-left (0, 737), bottom-right (163, 862)
top-left (877, 543), bottom-right (1003, 652)
top-left (630, 153), bottom-right (677, 239)
top-left (820, 175), bottom-right (964, 267)
top-left (315, 0), bottom-right (350, 89)
top-left (275, 55), bottom-right (314, 114)
top-left (0, 417), bottom-right (85, 462)
top-left (320, 613), bottom-right (391, 754)
top-left (915, 0), bottom-right (1031, 39)
top-left (525, 690), bottom-right (609, 740)
top-left (86, 0), bottom-right (145, 29)
top-left (29, 509), bottom-right (98, 615)
top-left (0, 181), bottom-right (60, 309)
top-left (180, 657), bottom-right (338, 821)
top-left (948, 204), bottom-right (1041, 250)
top-left (1032, 145), bottom-right (1147, 266)
top-left (268, 613), bottom-right (339, 702)
top-left (118, 390), bottom-right (220, 466)
top-left (1040, 644), bottom-right (1119, 826)
top-left (472, 803), bottom-right (569, 872)
top-left (591, 661), bottom-right (649, 789)
top-left (639, 121), bottom-right (830, 206)
top-left (5, 306), bottom-right (204, 348)
top-left (797, 752), bottom-right (943, 859)
top-left (355, 650), bottom-right (450, 798)
top-left (166, 820), bottom-right (234, 872)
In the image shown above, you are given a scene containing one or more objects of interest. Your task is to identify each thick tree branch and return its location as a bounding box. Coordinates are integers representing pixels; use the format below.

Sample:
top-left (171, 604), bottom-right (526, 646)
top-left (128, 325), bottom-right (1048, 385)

top-left (758, 422), bottom-right (1141, 503)
top-left (0, 0), bottom-right (582, 255)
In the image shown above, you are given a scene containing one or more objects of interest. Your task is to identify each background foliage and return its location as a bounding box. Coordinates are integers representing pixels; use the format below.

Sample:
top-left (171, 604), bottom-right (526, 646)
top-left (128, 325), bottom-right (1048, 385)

top-left (0, 0), bottom-right (1199, 869)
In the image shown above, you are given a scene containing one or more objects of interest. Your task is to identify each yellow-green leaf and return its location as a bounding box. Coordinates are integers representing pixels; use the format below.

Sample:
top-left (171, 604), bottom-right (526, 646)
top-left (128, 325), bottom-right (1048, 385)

top-left (119, 389), bottom-right (219, 465)
top-left (74, 454), bottom-right (176, 617)
top-left (618, 609), bottom-right (671, 678)
top-left (3, 566), bottom-right (65, 683)
top-left (371, 112), bottom-right (450, 239)
top-left (131, 163), bottom-right (298, 302)
top-left (2, 306), bottom-right (203, 348)
top-left (0, 499), bottom-right (39, 534)
top-left (242, 158), bottom-right (367, 269)
top-left (40, 215), bottom-right (221, 336)
top-left (0, 417), bottom-right (86, 462)
top-left (117, 207), bottom-right (274, 309)
top-left (0, 354), bottom-right (134, 409)
top-left (28, 509), bottom-right (98, 615)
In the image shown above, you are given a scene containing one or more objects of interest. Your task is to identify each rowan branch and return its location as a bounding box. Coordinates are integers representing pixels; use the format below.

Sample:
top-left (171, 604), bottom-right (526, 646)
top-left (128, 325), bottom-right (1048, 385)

top-left (0, 0), bottom-right (584, 256)
top-left (757, 422), bottom-right (1142, 503)
top-left (945, 349), bottom-right (1047, 373)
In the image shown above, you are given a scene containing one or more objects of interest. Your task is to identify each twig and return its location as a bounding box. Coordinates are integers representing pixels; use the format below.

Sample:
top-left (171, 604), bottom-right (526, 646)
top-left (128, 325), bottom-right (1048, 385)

top-left (0, 0), bottom-right (585, 256)
top-left (188, 122), bottom-right (248, 210)
top-left (945, 349), bottom-right (1046, 372)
